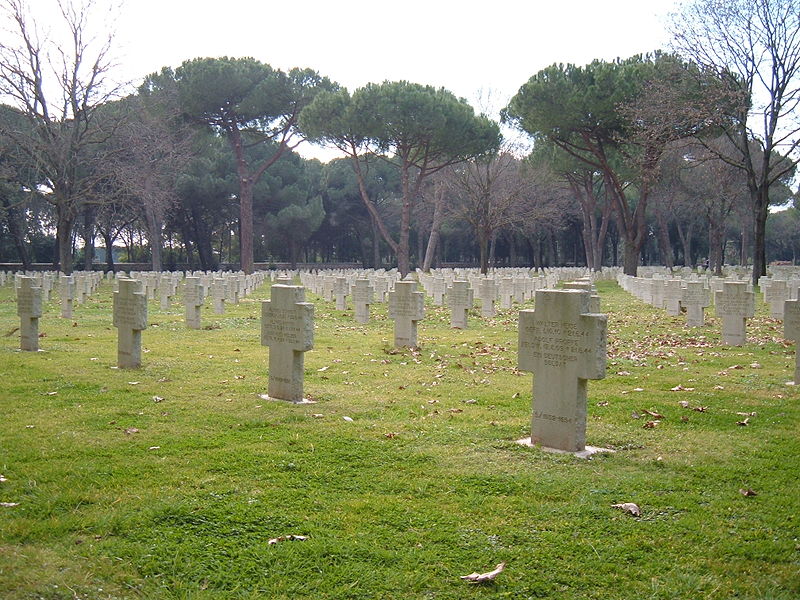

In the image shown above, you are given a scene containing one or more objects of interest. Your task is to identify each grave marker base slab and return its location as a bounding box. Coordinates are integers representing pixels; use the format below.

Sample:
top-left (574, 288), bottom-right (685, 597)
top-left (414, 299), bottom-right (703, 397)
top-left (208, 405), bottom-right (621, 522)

top-left (258, 394), bottom-right (316, 405)
top-left (515, 438), bottom-right (615, 459)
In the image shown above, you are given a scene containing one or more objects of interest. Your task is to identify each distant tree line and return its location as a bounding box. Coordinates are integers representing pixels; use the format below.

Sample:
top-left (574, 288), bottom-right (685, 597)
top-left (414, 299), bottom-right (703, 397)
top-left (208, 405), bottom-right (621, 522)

top-left (1, 0), bottom-right (798, 285)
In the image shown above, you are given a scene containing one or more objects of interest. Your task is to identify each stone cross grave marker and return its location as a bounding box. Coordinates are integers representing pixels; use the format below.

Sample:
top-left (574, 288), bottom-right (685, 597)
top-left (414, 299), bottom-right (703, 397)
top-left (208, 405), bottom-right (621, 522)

top-left (681, 281), bottom-right (710, 327)
top-left (784, 299), bottom-right (800, 384)
top-left (388, 280), bottom-right (425, 348)
top-left (448, 280), bottom-right (473, 329)
top-left (499, 278), bottom-right (514, 309)
top-left (352, 279), bottom-right (373, 324)
top-left (431, 278), bottom-right (446, 306)
top-left (334, 277), bottom-right (349, 310)
top-left (211, 278), bottom-right (226, 315)
top-left (478, 278), bottom-right (498, 318)
top-left (764, 279), bottom-right (788, 319)
top-left (372, 276), bottom-right (388, 303)
top-left (17, 276), bottom-right (42, 351)
top-left (184, 277), bottom-right (204, 329)
top-left (518, 289), bottom-right (607, 453)
top-left (663, 279), bottom-right (683, 316)
top-left (113, 278), bottom-right (148, 368)
top-left (60, 275), bottom-right (75, 319)
top-left (562, 280), bottom-right (600, 312)
top-left (715, 281), bottom-right (754, 345)
top-left (784, 299), bottom-right (800, 341)
top-left (260, 285), bottom-right (315, 403)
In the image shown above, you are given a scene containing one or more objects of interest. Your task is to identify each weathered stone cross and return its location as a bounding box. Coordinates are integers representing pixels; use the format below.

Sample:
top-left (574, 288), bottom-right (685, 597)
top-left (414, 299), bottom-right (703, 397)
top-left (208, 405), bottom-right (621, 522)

top-left (448, 280), bottom-right (473, 329)
top-left (388, 280), bottom-right (425, 348)
top-left (17, 276), bottom-right (42, 352)
top-left (784, 299), bottom-right (800, 383)
top-left (352, 278), bottom-right (374, 324)
top-left (261, 285), bottom-right (315, 403)
top-left (518, 289), bottom-right (607, 453)
top-left (184, 276), bottom-right (204, 329)
top-left (113, 278), bottom-right (148, 368)
top-left (714, 281), bottom-right (754, 345)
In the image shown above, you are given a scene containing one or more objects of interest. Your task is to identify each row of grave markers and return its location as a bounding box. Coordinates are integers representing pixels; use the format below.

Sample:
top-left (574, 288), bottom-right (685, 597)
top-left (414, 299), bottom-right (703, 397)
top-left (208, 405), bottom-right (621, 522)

top-left (13, 274), bottom-right (608, 455)
top-left (12, 270), bottom-right (799, 456)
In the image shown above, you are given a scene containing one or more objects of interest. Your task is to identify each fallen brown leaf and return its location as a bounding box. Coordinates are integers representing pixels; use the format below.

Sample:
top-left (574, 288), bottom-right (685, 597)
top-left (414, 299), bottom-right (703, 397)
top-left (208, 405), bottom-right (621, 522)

top-left (124, 428), bottom-right (140, 435)
top-left (611, 502), bottom-right (641, 517)
top-left (643, 420), bottom-right (660, 429)
top-left (737, 418), bottom-right (750, 426)
top-left (643, 410), bottom-right (665, 419)
top-left (739, 488), bottom-right (757, 497)
top-left (460, 562), bottom-right (506, 584)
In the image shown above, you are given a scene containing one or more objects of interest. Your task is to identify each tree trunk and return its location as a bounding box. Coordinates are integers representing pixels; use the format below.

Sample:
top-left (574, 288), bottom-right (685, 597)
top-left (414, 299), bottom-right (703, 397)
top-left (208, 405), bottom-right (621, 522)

top-left (3, 198), bottom-right (31, 269)
top-left (477, 229), bottom-right (491, 274)
top-left (371, 216), bottom-right (381, 269)
top-left (102, 231), bottom-right (116, 272)
top-left (709, 221), bottom-right (725, 276)
top-left (654, 205), bottom-right (674, 270)
top-left (82, 206), bottom-right (96, 271)
top-left (675, 220), bottom-right (694, 268)
top-left (56, 205), bottom-right (76, 275)
top-left (422, 190), bottom-right (447, 272)
top-left (752, 188), bottom-right (769, 286)
top-left (239, 181), bottom-right (254, 274)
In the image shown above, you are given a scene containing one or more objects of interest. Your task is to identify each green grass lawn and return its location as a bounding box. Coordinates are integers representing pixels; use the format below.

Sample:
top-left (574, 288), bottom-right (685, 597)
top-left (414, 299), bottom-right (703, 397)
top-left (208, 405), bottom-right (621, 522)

top-left (1, 278), bottom-right (798, 599)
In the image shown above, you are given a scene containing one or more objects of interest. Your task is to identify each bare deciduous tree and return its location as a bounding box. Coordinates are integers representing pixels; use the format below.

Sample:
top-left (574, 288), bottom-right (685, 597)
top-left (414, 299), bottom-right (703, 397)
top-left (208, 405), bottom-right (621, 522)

top-left (0, 0), bottom-right (121, 273)
top-left (671, 0), bottom-right (800, 284)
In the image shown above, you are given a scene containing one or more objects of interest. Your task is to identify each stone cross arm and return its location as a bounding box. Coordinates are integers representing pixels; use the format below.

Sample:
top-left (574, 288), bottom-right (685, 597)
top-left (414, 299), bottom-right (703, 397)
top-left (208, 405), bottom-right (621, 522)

top-left (261, 286), bottom-right (314, 352)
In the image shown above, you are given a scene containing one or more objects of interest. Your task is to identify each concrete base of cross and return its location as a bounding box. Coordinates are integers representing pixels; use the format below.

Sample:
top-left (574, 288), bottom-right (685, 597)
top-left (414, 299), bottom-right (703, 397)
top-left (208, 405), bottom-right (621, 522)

top-left (258, 394), bottom-right (317, 405)
top-left (514, 437), bottom-right (616, 459)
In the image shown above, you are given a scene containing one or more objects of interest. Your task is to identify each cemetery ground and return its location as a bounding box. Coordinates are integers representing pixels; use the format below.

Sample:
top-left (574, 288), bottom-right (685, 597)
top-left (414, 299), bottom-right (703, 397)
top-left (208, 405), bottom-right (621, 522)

top-left (0, 280), bottom-right (798, 600)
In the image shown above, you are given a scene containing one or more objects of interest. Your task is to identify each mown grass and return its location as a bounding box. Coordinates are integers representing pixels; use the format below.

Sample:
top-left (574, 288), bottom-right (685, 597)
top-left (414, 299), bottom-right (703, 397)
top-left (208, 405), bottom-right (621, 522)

top-left (0, 278), bottom-right (798, 599)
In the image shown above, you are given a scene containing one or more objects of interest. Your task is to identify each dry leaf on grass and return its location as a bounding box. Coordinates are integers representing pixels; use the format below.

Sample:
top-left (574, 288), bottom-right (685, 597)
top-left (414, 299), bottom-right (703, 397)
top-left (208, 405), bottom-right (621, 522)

top-left (678, 400), bottom-right (690, 408)
top-left (643, 420), bottom-right (660, 429)
top-left (460, 562), bottom-right (506, 583)
top-left (670, 385), bottom-right (695, 391)
top-left (737, 418), bottom-right (750, 426)
top-left (0, 475), bottom-right (7, 483)
top-left (0, 502), bottom-right (19, 507)
top-left (739, 488), bottom-right (757, 497)
top-left (611, 502), bottom-right (641, 517)
top-left (342, 416), bottom-right (354, 422)
top-left (268, 534), bottom-right (308, 545)
top-left (124, 428), bottom-right (140, 435)
top-left (643, 410), bottom-right (665, 419)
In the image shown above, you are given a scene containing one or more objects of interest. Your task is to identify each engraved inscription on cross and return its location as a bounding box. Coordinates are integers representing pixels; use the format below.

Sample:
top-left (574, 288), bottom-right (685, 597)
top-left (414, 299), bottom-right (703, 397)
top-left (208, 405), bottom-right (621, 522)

top-left (17, 276), bottom-right (42, 351)
top-left (352, 279), bottom-right (374, 324)
top-left (681, 281), bottom-right (710, 327)
top-left (113, 278), bottom-right (148, 368)
top-left (184, 277), bottom-right (204, 329)
top-left (448, 280), bottom-right (473, 329)
top-left (518, 289), bottom-right (607, 453)
top-left (714, 281), bottom-right (754, 345)
top-left (261, 285), bottom-right (315, 403)
top-left (388, 280), bottom-right (425, 348)
top-left (784, 299), bottom-right (800, 383)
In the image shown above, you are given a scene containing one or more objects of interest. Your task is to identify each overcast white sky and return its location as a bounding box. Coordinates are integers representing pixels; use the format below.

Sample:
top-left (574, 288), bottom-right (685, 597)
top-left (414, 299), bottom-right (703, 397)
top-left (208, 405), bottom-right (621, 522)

top-left (40, 0), bottom-right (681, 159)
